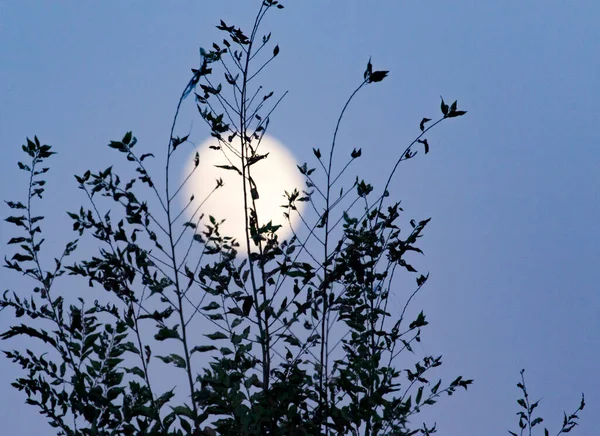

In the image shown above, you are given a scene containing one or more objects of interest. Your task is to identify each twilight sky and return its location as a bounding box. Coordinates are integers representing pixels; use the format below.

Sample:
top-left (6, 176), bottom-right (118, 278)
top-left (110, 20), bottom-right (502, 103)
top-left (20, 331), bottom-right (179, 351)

top-left (1, 1), bottom-right (599, 434)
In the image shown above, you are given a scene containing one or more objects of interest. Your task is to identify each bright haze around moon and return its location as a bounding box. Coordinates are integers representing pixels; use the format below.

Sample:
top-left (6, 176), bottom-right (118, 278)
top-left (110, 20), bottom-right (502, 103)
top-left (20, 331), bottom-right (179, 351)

top-left (182, 134), bottom-right (305, 253)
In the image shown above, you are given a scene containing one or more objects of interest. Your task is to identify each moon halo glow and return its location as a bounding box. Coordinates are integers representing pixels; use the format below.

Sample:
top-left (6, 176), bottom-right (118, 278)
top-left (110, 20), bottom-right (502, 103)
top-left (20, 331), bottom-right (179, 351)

top-left (182, 135), bottom-right (305, 253)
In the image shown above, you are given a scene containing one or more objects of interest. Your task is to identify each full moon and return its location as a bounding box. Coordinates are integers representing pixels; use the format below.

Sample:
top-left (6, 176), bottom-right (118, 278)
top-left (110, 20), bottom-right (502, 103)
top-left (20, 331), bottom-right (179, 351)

top-left (182, 134), bottom-right (305, 253)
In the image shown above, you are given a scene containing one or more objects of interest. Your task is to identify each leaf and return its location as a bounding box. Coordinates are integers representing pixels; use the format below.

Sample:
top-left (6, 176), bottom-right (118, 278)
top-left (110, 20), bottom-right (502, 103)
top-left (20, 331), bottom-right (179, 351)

top-left (12, 253), bottom-right (34, 262)
top-left (364, 57), bottom-right (373, 80)
top-left (400, 260), bottom-right (417, 272)
top-left (446, 110), bottom-right (467, 118)
top-left (418, 138), bottom-right (429, 154)
top-left (5, 216), bottom-right (27, 228)
top-left (172, 134), bottom-right (190, 150)
top-left (201, 302), bottom-right (220, 311)
top-left (0, 324), bottom-right (57, 346)
top-left (4, 201), bottom-right (26, 210)
top-left (205, 331), bottom-right (228, 340)
top-left (108, 141), bottom-right (125, 151)
top-left (409, 311), bottom-right (428, 329)
top-left (369, 70), bottom-right (389, 83)
top-left (242, 296), bottom-right (253, 316)
top-left (440, 97), bottom-right (449, 116)
top-left (416, 386), bottom-right (423, 404)
top-left (273, 45), bottom-right (280, 56)
top-left (313, 148), bottom-right (321, 159)
top-left (351, 148), bottom-right (362, 158)
top-left (171, 405), bottom-right (195, 420)
top-left (220, 347), bottom-right (234, 356)
top-left (419, 118), bottom-right (431, 132)
top-left (156, 353), bottom-right (186, 369)
top-left (191, 345), bottom-right (217, 354)
top-left (215, 164), bottom-right (242, 175)
top-left (531, 417), bottom-right (544, 427)
top-left (122, 131), bottom-right (133, 145)
top-left (231, 318), bottom-right (243, 329)
top-left (140, 153), bottom-right (154, 161)
top-left (7, 237), bottom-right (28, 245)
top-left (154, 325), bottom-right (181, 341)
top-left (283, 334), bottom-right (301, 347)
top-left (247, 153), bottom-right (269, 166)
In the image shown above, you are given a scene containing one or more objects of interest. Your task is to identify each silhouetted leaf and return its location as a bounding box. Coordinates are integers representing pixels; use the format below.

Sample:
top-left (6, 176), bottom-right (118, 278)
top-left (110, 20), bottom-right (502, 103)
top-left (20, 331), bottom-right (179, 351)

top-left (242, 296), bottom-right (253, 316)
top-left (420, 118), bottom-right (431, 132)
top-left (154, 326), bottom-right (181, 341)
top-left (191, 345), bottom-right (217, 354)
top-left (440, 97), bottom-right (449, 116)
top-left (364, 57), bottom-right (373, 79)
top-left (122, 131), bottom-right (133, 145)
top-left (369, 70), bottom-right (389, 83)
top-left (5, 201), bottom-right (26, 210)
top-left (205, 331), bottom-right (228, 340)
top-left (447, 110), bottom-right (467, 118)
top-left (215, 164), bottom-right (242, 175)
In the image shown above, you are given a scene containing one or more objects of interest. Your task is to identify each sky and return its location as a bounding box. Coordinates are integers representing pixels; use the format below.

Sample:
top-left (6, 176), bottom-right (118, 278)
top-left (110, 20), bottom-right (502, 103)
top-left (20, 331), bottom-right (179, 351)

top-left (1, 1), bottom-right (599, 434)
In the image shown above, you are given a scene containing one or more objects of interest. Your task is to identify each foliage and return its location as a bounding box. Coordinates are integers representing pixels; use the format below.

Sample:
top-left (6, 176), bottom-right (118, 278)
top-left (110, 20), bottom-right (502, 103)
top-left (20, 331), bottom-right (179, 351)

top-left (1, 1), bottom-right (583, 435)
top-left (509, 370), bottom-right (585, 436)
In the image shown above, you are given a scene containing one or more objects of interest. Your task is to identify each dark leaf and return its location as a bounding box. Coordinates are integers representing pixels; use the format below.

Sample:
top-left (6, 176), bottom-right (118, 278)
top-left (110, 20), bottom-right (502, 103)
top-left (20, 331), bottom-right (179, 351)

top-left (440, 97), bottom-right (449, 116)
top-left (154, 325), bottom-right (181, 341)
top-left (369, 70), bottom-right (389, 83)
top-left (191, 345), bottom-right (217, 354)
top-left (242, 296), bottom-right (253, 316)
top-left (205, 331), bottom-right (228, 340)
top-left (446, 110), bottom-right (467, 118)
top-left (215, 164), bottom-right (242, 175)
top-left (4, 201), bottom-right (26, 210)
top-left (122, 131), bottom-right (133, 145)
top-left (531, 417), bottom-right (544, 427)
top-left (7, 237), bottom-right (27, 245)
top-left (364, 57), bottom-right (373, 80)
top-left (419, 118), bottom-right (431, 132)
top-left (247, 153), bottom-right (269, 166)
top-left (140, 153), bottom-right (154, 161)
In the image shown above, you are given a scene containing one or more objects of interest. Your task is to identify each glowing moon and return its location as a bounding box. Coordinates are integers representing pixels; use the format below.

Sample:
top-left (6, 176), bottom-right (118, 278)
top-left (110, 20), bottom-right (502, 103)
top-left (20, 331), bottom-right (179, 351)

top-left (182, 134), bottom-right (305, 252)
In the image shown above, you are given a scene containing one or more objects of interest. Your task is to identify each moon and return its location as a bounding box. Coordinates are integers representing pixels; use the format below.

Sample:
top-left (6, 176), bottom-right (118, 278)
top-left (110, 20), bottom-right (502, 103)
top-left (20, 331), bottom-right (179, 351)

top-left (182, 134), bottom-right (305, 253)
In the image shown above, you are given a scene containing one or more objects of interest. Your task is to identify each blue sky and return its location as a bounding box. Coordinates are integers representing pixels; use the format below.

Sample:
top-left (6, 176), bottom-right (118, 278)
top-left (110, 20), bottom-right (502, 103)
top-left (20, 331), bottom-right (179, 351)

top-left (1, 1), bottom-right (598, 434)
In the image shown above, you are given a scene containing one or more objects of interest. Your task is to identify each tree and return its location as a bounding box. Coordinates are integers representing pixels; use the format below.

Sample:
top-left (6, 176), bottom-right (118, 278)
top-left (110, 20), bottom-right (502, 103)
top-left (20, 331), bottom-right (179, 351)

top-left (1, 1), bottom-right (583, 435)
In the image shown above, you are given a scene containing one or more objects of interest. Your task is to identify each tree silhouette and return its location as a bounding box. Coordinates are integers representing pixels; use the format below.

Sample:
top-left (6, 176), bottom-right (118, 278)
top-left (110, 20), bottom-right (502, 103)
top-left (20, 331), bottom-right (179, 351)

top-left (2, 1), bottom-right (583, 435)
